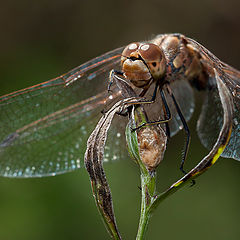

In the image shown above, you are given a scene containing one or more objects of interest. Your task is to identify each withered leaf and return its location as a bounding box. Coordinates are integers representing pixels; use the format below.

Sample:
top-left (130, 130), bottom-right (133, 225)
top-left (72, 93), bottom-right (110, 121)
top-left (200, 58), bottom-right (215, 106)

top-left (84, 97), bottom-right (139, 239)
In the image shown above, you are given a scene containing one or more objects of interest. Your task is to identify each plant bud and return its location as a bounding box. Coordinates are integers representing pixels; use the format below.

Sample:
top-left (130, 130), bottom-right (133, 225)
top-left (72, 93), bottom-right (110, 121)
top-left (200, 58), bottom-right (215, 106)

top-left (137, 125), bottom-right (167, 171)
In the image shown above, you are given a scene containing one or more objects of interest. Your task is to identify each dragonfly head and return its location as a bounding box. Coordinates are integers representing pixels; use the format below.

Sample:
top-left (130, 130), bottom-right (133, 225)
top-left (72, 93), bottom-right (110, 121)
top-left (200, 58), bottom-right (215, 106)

top-left (121, 42), bottom-right (166, 88)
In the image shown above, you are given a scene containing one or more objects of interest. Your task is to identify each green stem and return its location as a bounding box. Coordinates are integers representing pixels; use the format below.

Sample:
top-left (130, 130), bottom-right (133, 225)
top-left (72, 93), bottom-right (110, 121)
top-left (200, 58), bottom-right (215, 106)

top-left (125, 107), bottom-right (159, 240)
top-left (136, 175), bottom-right (150, 239)
top-left (136, 168), bottom-right (193, 239)
top-left (136, 172), bottom-right (157, 240)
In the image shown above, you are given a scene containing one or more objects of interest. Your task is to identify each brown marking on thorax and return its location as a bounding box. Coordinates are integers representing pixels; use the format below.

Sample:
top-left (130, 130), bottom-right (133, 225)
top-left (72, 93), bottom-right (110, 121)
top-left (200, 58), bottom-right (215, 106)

top-left (153, 34), bottom-right (209, 90)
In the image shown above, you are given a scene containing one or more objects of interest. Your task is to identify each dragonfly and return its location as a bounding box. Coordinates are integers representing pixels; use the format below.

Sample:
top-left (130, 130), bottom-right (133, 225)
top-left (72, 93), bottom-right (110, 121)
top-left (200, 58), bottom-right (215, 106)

top-left (0, 33), bottom-right (239, 178)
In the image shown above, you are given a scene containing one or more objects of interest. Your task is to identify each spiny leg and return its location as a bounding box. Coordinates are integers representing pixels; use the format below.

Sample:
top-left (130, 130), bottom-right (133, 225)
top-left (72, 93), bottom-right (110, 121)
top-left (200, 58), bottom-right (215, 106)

top-left (109, 70), bottom-right (172, 134)
top-left (160, 88), bottom-right (171, 138)
top-left (166, 85), bottom-right (193, 181)
top-left (108, 69), bottom-right (125, 93)
top-left (132, 87), bottom-right (172, 131)
top-left (109, 69), bottom-right (156, 104)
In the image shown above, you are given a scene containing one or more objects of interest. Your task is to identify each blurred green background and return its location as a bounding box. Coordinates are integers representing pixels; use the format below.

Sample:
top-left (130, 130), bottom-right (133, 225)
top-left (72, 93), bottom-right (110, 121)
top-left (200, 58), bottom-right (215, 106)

top-left (0, 0), bottom-right (240, 239)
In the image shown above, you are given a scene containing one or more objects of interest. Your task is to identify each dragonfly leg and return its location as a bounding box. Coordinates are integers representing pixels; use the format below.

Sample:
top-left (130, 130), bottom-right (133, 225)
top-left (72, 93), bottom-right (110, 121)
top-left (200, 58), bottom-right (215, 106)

top-left (109, 71), bottom-right (172, 136)
top-left (161, 88), bottom-right (171, 139)
top-left (108, 69), bottom-right (124, 93)
top-left (122, 81), bottom-right (160, 113)
top-left (166, 84), bottom-right (191, 176)
top-left (108, 70), bottom-right (157, 117)
top-left (109, 69), bottom-right (139, 99)
top-left (116, 108), bottom-right (129, 117)
top-left (132, 87), bottom-right (172, 131)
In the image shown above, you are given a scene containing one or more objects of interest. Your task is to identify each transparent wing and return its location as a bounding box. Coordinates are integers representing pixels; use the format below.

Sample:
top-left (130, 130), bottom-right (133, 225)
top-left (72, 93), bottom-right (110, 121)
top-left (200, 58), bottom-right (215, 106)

top-left (186, 36), bottom-right (240, 161)
top-left (197, 69), bottom-right (240, 161)
top-left (0, 46), bottom-right (126, 177)
top-left (219, 65), bottom-right (240, 159)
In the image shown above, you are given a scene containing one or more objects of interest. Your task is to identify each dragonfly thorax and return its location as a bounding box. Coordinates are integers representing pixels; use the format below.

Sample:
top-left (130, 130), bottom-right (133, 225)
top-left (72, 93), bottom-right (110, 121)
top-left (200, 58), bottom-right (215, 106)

top-left (121, 42), bottom-right (166, 88)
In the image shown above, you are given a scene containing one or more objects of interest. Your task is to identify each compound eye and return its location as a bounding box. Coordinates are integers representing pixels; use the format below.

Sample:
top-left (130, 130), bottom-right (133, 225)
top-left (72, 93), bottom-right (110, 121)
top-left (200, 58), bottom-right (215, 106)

top-left (122, 42), bottom-right (140, 57)
top-left (138, 43), bottom-right (163, 63)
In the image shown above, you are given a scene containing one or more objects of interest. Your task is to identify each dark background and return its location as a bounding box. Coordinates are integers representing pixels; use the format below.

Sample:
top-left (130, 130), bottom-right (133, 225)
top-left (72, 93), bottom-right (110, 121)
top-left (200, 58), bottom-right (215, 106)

top-left (0, 0), bottom-right (240, 239)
